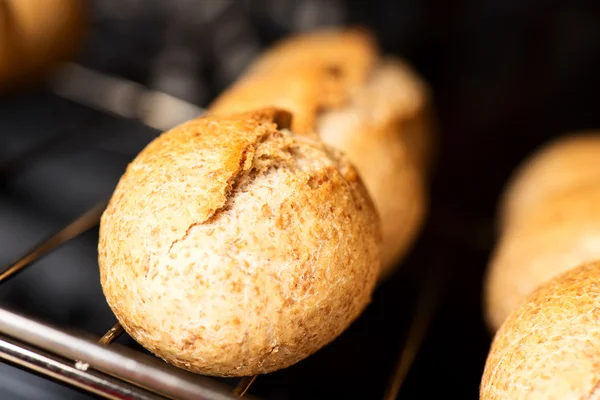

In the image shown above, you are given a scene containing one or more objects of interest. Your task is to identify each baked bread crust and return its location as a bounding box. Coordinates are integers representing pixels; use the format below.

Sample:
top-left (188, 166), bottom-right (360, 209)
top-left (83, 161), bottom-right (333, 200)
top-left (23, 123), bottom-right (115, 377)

top-left (485, 132), bottom-right (600, 331)
top-left (318, 57), bottom-right (431, 277)
top-left (499, 132), bottom-right (600, 232)
top-left (209, 27), bottom-right (378, 134)
top-left (481, 261), bottom-right (600, 400)
top-left (98, 108), bottom-right (381, 376)
top-left (208, 28), bottom-right (435, 278)
top-left (485, 185), bottom-right (600, 331)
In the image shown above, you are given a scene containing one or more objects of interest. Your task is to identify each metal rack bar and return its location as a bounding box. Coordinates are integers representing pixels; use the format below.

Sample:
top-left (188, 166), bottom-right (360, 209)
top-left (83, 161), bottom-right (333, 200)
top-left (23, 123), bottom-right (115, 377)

top-left (0, 335), bottom-right (163, 400)
top-left (0, 201), bottom-right (107, 284)
top-left (99, 323), bottom-right (125, 346)
top-left (0, 309), bottom-right (249, 400)
top-left (233, 376), bottom-right (257, 397)
top-left (383, 254), bottom-right (448, 400)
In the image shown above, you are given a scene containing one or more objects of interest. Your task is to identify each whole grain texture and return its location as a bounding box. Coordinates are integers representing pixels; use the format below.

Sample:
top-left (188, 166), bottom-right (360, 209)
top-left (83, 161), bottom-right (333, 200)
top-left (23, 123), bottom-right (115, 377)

top-left (481, 261), bottom-right (600, 400)
top-left (98, 109), bottom-right (381, 376)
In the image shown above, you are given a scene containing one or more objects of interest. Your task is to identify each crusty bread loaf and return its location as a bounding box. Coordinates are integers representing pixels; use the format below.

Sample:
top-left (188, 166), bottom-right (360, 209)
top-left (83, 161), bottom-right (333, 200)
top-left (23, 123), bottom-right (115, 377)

top-left (98, 108), bottom-right (382, 377)
top-left (481, 261), bottom-right (600, 400)
top-left (0, 0), bottom-right (87, 90)
top-left (485, 185), bottom-right (600, 331)
top-left (499, 132), bottom-right (600, 232)
top-left (484, 131), bottom-right (600, 331)
top-left (209, 28), bottom-right (436, 279)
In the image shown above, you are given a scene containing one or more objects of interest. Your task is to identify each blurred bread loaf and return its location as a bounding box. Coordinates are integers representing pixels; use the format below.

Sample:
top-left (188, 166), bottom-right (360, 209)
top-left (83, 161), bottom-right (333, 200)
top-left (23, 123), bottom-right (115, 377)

top-left (499, 132), bottom-right (600, 231)
top-left (209, 27), bottom-right (436, 279)
top-left (0, 0), bottom-right (87, 91)
top-left (481, 261), bottom-right (600, 400)
top-left (99, 108), bottom-right (382, 376)
top-left (484, 131), bottom-right (600, 331)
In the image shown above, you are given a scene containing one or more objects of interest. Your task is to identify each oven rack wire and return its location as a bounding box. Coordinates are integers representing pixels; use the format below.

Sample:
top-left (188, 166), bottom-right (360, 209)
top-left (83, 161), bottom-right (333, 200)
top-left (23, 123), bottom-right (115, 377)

top-left (0, 64), bottom-right (449, 400)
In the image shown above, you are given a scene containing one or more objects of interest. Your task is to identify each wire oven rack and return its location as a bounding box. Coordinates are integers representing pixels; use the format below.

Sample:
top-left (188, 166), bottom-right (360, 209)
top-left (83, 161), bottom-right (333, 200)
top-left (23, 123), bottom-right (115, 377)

top-left (0, 64), bottom-right (457, 400)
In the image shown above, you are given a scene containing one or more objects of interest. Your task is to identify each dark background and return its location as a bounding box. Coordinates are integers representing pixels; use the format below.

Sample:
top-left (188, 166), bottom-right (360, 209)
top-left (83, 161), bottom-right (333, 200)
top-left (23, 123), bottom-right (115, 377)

top-left (0, 0), bottom-right (599, 398)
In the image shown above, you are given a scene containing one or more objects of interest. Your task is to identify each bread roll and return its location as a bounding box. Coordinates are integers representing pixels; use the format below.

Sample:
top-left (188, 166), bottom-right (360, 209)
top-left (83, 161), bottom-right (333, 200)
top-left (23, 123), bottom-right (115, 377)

top-left (209, 28), bottom-right (435, 279)
top-left (0, 0), bottom-right (87, 91)
top-left (484, 185), bottom-right (600, 331)
top-left (99, 108), bottom-right (382, 377)
top-left (481, 261), bottom-right (600, 400)
top-left (484, 131), bottom-right (600, 331)
top-left (499, 132), bottom-right (600, 232)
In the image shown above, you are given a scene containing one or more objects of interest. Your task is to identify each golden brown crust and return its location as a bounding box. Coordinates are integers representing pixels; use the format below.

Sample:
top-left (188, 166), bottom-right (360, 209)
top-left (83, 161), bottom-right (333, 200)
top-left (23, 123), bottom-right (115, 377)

top-left (318, 57), bottom-right (433, 277)
top-left (318, 68), bottom-right (428, 278)
top-left (98, 108), bottom-right (381, 377)
top-left (499, 132), bottom-right (600, 233)
top-left (485, 185), bottom-right (600, 331)
top-left (485, 131), bottom-right (600, 331)
top-left (209, 29), bottom-right (435, 278)
top-left (209, 67), bottom-right (331, 134)
top-left (339, 57), bottom-right (436, 173)
top-left (209, 27), bottom-right (378, 134)
top-left (244, 26), bottom-right (378, 96)
top-left (481, 261), bottom-right (600, 400)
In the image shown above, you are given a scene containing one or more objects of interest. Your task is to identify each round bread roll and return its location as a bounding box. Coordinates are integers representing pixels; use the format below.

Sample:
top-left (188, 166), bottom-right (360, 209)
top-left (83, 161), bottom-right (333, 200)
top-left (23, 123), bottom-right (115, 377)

top-left (99, 108), bottom-right (382, 377)
top-left (484, 185), bottom-right (600, 331)
top-left (0, 0), bottom-right (87, 91)
top-left (209, 28), bottom-right (436, 279)
top-left (481, 261), bottom-right (600, 400)
top-left (498, 132), bottom-right (600, 232)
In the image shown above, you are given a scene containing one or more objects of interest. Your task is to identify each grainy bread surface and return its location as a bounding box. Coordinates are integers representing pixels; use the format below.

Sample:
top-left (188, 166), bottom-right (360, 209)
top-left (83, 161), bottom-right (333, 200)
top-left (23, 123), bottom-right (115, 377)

top-left (244, 26), bottom-right (378, 96)
top-left (485, 185), bottom-right (600, 331)
top-left (330, 57), bottom-right (435, 172)
top-left (209, 28), bottom-right (435, 278)
top-left (209, 27), bottom-right (378, 134)
top-left (98, 109), bottom-right (381, 376)
top-left (485, 132), bottom-right (600, 331)
top-left (209, 67), bottom-right (333, 135)
top-left (318, 58), bottom-right (431, 277)
top-left (481, 261), bottom-right (600, 400)
top-left (499, 132), bottom-right (600, 232)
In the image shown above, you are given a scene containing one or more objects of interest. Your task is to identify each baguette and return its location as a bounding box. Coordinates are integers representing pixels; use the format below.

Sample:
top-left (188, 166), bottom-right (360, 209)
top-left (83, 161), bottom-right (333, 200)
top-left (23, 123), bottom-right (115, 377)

top-left (99, 108), bottom-right (381, 376)
top-left (209, 27), bottom-right (436, 278)
top-left (499, 132), bottom-right (600, 232)
top-left (484, 131), bottom-right (600, 331)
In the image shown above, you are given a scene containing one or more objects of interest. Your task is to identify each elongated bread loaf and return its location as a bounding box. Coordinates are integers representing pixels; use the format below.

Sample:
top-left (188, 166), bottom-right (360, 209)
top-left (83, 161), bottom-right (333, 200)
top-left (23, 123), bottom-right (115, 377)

top-left (484, 131), bottom-right (600, 331)
top-left (99, 108), bottom-right (382, 376)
